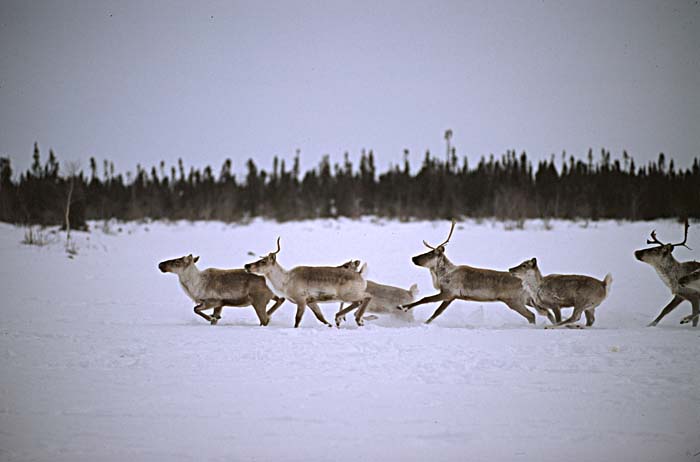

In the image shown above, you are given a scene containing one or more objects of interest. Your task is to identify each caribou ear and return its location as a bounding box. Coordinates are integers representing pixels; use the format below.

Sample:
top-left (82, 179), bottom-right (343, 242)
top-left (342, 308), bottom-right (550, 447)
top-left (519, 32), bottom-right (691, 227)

top-left (193, 256), bottom-right (200, 263)
top-left (531, 258), bottom-right (537, 266)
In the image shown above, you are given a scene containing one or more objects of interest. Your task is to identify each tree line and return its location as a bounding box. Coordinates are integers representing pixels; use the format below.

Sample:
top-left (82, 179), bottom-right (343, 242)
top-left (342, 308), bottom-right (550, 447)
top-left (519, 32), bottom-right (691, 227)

top-left (1, 139), bottom-right (698, 229)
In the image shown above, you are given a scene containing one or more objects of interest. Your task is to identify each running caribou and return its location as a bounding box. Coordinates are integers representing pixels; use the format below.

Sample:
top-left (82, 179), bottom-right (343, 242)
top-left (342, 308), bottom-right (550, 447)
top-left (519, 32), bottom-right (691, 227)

top-left (634, 220), bottom-right (700, 327)
top-left (398, 220), bottom-right (551, 325)
top-left (508, 258), bottom-right (612, 328)
top-left (158, 254), bottom-right (285, 326)
top-left (335, 259), bottom-right (419, 325)
top-left (244, 238), bottom-right (372, 328)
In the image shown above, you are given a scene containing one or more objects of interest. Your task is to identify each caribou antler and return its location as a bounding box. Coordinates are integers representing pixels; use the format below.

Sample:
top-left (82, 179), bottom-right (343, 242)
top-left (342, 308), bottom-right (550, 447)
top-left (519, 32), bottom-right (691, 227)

top-left (646, 219), bottom-right (691, 249)
top-left (646, 230), bottom-right (664, 246)
top-left (272, 236), bottom-right (281, 255)
top-left (438, 219), bottom-right (456, 247)
top-left (423, 219), bottom-right (456, 249)
top-left (674, 219), bottom-right (691, 249)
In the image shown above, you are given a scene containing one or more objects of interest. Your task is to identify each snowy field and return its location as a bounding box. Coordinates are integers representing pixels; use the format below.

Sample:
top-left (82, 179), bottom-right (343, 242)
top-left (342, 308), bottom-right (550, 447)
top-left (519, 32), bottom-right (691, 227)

top-left (1, 218), bottom-right (699, 462)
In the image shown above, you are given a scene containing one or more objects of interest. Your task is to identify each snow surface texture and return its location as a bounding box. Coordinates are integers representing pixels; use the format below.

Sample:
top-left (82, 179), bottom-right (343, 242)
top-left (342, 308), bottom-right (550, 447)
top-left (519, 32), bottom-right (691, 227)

top-left (1, 219), bottom-right (699, 462)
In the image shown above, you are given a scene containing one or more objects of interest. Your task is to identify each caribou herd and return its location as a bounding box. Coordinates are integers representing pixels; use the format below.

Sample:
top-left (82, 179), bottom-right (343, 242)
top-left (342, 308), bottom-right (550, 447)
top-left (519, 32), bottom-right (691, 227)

top-left (159, 219), bottom-right (699, 329)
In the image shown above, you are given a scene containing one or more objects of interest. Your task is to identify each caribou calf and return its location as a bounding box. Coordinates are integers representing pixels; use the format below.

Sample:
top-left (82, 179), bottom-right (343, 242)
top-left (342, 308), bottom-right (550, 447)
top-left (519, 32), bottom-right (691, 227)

top-left (158, 254), bottom-right (284, 325)
top-left (508, 258), bottom-right (612, 328)
top-left (336, 279), bottom-right (419, 325)
top-left (244, 238), bottom-right (372, 328)
top-left (336, 259), bottom-right (419, 323)
top-left (635, 220), bottom-right (700, 327)
top-left (399, 220), bottom-right (545, 325)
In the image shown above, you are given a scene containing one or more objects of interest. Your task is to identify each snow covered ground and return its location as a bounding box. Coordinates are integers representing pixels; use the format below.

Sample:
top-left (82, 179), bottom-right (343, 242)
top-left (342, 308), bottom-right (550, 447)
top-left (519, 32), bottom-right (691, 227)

top-left (1, 218), bottom-right (699, 461)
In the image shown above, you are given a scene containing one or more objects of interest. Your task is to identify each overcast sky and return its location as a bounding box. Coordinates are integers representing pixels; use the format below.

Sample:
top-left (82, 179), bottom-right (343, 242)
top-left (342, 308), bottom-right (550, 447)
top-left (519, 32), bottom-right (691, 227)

top-left (1, 0), bottom-right (699, 178)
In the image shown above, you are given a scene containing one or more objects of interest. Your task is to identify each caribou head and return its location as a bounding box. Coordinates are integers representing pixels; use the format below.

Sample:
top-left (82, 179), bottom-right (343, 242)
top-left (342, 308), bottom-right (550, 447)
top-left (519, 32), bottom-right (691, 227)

top-left (158, 254), bottom-right (199, 274)
top-left (508, 257), bottom-right (539, 279)
top-left (634, 219), bottom-right (691, 265)
top-left (411, 219), bottom-right (456, 268)
top-left (244, 237), bottom-right (282, 276)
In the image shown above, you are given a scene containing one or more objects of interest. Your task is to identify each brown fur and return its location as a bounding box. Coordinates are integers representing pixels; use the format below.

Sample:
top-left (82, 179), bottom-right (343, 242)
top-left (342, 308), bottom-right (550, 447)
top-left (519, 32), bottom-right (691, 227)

top-left (634, 222), bottom-right (700, 327)
top-left (244, 241), bottom-right (371, 328)
top-left (509, 258), bottom-right (612, 328)
top-left (400, 221), bottom-right (540, 325)
top-left (336, 280), bottom-right (418, 322)
top-left (679, 269), bottom-right (700, 290)
top-left (159, 255), bottom-right (284, 326)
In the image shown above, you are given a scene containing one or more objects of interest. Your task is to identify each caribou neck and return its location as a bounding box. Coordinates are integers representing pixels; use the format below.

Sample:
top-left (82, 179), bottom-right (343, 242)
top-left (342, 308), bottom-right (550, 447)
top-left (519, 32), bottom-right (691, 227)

top-left (263, 262), bottom-right (290, 295)
top-left (521, 268), bottom-right (545, 304)
top-left (432, 255), bottom-right (456, 279)
top-left (653, 255), bottom-right (683, 292)
top-left (177, 264), bottom-right (202, 300)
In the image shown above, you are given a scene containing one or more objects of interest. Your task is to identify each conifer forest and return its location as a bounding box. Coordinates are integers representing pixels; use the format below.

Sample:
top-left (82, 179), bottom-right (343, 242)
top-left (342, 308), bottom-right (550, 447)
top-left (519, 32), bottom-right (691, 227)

top-left (1, 139), bottom-right (698, 229)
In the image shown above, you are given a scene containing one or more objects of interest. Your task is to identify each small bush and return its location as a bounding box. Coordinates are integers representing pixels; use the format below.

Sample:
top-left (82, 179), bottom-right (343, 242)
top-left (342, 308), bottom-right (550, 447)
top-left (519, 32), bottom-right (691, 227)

top-left (100, 219), bottom-right (118, 235)
top-left (22, 227), bottom-right (50, 246)
top-left (504, 219), bottom-right (525, 231)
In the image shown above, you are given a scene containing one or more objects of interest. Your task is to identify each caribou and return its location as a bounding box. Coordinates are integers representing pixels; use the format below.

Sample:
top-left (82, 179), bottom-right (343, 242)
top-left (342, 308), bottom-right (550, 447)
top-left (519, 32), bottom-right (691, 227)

top-left (335, 259), bottom-right (419, 325)
top-left (634, 220), bottom-right (700, 326)
top-left (244, 238), bottom-right (372, 328)
top-left (398, 220), bottom-right (550, 325)
top-left (158, 254), bottom-right (284, 325)
top-left (508, 258), bottom-right (612, 328)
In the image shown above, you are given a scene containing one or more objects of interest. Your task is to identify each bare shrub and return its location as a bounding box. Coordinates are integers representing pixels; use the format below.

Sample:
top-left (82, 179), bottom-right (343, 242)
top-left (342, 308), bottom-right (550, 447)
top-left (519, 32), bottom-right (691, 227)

top-left (65, 239), bottom-right (79, 258)
top-left (22, 227), bottom-right (50, 246)
top-left (100, 219), bottom-right (118, 235)
top-left (504, 219), bottom-right (525, 231)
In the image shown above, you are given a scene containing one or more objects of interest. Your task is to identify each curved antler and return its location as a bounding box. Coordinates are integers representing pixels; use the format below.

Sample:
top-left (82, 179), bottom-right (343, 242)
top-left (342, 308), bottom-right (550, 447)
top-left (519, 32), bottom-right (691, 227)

top-left (674, 219), bottom-right (691, 249)
top-left (437, 219), bottom-right (456, 248)
top-left (646, 230), bottom-right (664, 246)
top-left (423, 219), bottom-right (456, 249)
top-left (646, 219), bottom-right (692, 250)
top-left (272, 236), bottom-right (281, 255)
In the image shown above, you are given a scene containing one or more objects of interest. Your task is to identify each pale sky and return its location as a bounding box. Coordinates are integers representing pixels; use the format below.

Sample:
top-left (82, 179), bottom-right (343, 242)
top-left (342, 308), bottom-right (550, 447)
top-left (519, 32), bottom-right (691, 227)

top-left (1, 0), bottom-right (699, 178)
